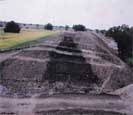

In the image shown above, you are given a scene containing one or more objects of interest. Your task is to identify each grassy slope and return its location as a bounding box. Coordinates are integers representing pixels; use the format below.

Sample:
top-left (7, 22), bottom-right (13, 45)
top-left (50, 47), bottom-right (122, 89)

top-left (0, 29), bottom-right (57, 51)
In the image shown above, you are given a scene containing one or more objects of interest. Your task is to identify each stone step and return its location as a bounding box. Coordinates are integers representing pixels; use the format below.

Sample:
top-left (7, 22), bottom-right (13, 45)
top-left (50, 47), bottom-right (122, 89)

top-left (39, 43), bottom-right (96, 52)
top-left (35, 110), bottom-right (124, 115)
top-left (17, 48), bottom-right (102, 62)
top-left (36, 44), bottom-right (119, 62)
top-left (11, 55), bottom-right (114, 69)
top-left (26, 46), bottom-right (121, 65)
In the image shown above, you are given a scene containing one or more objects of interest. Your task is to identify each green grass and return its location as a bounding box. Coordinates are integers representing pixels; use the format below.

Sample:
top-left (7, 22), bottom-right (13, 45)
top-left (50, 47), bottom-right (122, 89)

top-left (0, 29), bottom-right (57, 52)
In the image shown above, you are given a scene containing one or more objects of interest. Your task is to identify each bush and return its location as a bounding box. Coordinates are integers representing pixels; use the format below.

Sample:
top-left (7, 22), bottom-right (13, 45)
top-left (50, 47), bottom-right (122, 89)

top-left (65, 25), bottom-right (69, 31)
top-left (4, 21), bottom-right (20, 33)
top-left (44, 23), bottom-right (53, 30)
top-left (73, 24), bottom-right (86, 31)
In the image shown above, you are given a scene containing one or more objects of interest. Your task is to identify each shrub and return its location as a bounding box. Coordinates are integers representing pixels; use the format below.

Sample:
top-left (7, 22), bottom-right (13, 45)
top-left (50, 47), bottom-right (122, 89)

top-left (44, 23), bottom-right (53, 30)
top-left (4, 21), bottom-right (20, 33)
top-left (73, 24), bottom-right (86, 31)
top-left (65, 25), bottom-right (69, 31)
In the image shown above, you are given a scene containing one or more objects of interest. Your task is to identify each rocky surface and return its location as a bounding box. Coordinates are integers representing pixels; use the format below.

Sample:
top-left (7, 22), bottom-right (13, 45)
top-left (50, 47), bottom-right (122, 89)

top-left (0, 31), bottom-right (132, 97)
top-left (111, 84), bottom-right (133, 115)
top-left (0, 31), bottom-right (132, 115)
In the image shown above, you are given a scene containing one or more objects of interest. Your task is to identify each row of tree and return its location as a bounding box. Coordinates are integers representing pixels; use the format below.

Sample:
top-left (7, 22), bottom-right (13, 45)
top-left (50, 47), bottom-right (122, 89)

top-left (3, 21), bottom-right (54, 33)
top-left (45, 24), bottom-right (87, 31)
top-left (3, 21), bottom-right (87, 33)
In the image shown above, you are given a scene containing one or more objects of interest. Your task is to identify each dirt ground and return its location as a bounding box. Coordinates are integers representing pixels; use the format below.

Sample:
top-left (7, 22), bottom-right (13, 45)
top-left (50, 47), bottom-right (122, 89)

top-left (0, 85), bottom-right (132, 115)
top-left (0, 94), bottom-right (128, 115)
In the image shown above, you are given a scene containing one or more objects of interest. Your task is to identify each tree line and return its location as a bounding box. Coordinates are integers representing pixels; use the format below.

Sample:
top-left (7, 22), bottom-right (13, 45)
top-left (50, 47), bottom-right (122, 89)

top-left (99, 25), bottom-right (133, 67)
top-left (2, 21), bottom-right (87, 33)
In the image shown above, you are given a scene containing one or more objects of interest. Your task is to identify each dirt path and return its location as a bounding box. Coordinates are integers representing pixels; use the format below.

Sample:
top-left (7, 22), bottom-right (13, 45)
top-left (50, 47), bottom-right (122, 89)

top-left (0, 94), bottom-right (128, 115)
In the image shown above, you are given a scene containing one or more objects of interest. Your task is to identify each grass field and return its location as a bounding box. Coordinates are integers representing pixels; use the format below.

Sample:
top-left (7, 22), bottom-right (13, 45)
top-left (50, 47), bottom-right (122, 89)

top-left (0, 29), bottom-right (57, 51)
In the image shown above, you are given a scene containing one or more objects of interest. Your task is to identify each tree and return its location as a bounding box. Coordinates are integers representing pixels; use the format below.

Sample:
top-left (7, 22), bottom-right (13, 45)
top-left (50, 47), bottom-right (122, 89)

top-left (36, 24), bottom-right (39, 29)
top-left (4, 21), bottom-right (20, 33)
top-left (65, 25), bottom-right (69, 31)
top-left (106, 25), bottom-right (133, 61)
top-left (0, 24), bottom-right (3, 27)
top-left (73, 24), bottom-right (86, 31)
top-left (44, 23), bottom-right (53, 30)
top-left (100, 30), bottom-right (106, 34)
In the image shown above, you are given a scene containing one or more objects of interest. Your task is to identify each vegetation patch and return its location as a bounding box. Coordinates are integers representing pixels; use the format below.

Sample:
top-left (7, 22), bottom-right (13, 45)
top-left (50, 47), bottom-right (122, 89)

top-left (0, 29), bottom-right (57, 52)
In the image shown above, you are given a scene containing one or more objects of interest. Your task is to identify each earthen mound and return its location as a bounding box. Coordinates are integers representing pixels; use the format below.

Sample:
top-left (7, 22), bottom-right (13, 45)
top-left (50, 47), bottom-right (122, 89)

top-left (0, 32), bottom-right (132, 97)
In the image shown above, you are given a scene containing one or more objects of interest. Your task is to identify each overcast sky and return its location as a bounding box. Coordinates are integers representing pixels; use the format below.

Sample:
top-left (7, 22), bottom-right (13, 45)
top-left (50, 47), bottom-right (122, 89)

top-left (0, 0), bottom-right (133, 29)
